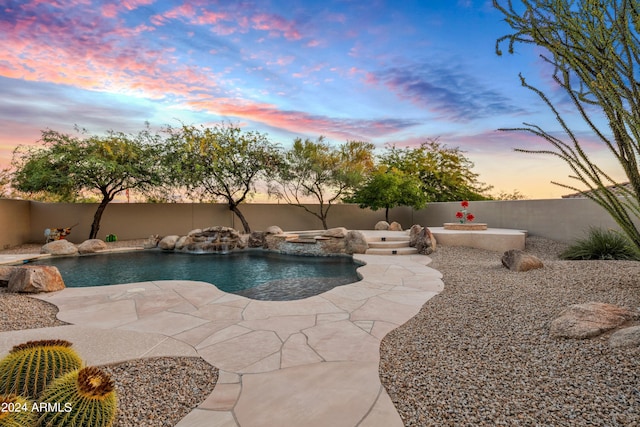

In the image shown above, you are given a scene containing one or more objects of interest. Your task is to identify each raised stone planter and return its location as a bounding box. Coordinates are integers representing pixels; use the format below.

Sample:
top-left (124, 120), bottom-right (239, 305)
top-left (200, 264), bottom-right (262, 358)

top-left (443, 222), bottom-right (488, 231)
top-left (430, 227), bottom-right (526, 252)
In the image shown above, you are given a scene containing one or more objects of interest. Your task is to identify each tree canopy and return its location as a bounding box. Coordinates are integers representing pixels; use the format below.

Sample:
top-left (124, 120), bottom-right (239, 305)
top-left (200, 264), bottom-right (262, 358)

top-left (12, 127), bottom-right (165, 239)
top-left (271, 137), bottom-right (375, 229)
top-left (495, 0), bottom-right (640, 249)
top-left (379, 140), bottom-right (492, 202)
top-left (164, 123), bottom-right (281, 233)
top-left (345, 166), bottom-right (427, 222)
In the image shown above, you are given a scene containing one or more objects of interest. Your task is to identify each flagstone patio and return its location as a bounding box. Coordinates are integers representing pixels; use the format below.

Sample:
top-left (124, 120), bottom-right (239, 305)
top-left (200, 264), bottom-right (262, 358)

top-left (0, 249), bottom-right (443, 426)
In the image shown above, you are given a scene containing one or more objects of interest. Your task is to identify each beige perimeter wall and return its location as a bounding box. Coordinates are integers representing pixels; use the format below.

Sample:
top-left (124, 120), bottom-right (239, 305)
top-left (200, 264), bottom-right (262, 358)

top-left (0, 198), bottom-right (636, 247)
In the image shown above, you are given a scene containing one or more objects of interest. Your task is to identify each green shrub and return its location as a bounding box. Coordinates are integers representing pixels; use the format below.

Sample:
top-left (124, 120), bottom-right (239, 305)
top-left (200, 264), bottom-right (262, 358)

top-left (560, 227), bottom-right (640, 261)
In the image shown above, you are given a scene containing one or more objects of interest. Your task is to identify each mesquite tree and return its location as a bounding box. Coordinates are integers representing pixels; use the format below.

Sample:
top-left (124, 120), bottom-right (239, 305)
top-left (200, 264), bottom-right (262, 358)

top-left (495, 0), bottom-right (640, 249)
top-left (12, 128), bottom-right (165, 239)
top-left (272, 137), bottom-right (375, 229)
top-left (164, 123), bottom-right (281, 233)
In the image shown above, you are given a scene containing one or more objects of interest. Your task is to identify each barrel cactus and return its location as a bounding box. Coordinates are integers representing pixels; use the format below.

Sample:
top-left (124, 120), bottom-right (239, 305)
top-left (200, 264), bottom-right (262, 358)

top-left (37, 366), bottom-right (117, 427)
top-left (0, 394), bottom-right (36, 427)
top-left (105, 234), bottom-right (117, 243)
top-left (0, 340), bottom-right (82, 400)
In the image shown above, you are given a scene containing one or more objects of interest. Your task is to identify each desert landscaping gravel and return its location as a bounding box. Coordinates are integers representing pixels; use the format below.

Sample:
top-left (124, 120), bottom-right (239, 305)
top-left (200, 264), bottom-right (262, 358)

top-left (380, 236), bottom-right (640, 426)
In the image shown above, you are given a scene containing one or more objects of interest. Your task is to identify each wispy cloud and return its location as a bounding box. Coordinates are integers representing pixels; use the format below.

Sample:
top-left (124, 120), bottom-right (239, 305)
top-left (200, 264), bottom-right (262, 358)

top-left (187, 95), bottom-right (419, 141)
top-left (367, 62), bottom-right (528, 122)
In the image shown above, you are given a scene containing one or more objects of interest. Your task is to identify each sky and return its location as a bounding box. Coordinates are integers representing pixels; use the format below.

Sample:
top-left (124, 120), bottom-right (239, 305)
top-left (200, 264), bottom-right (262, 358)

top-left (0, 0), bottom-right (627, 199)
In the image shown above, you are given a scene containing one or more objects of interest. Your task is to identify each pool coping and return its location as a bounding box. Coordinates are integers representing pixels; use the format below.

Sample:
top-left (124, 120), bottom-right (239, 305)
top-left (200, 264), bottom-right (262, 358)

top-left (0, 248), bottom-right (443, 426)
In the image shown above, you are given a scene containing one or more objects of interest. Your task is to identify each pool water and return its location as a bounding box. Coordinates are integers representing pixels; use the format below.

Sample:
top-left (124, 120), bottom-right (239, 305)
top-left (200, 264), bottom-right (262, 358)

top-left (30, 250), bottom-right (363, 301)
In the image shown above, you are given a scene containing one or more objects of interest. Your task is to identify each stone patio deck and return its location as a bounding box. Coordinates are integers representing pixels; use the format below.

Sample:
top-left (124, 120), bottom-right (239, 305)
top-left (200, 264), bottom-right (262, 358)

top-left (0, 244), bottom-right (443, 426)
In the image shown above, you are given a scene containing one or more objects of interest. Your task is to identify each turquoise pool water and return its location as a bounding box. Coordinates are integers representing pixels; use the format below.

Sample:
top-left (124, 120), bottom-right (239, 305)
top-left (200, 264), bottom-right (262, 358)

top-left (30, 250), bottom-right (362, 301)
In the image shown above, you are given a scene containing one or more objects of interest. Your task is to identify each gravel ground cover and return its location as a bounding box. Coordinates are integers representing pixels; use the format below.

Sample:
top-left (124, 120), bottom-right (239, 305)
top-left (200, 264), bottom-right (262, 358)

top-left (380, 236), bottom-right (640, 426)
top-left (0, 239), bottom-right (218, 427)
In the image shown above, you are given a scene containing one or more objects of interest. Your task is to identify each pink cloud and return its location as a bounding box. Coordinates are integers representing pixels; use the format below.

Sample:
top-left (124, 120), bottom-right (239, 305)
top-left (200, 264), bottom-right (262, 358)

top-left (186, 96), bottom-right (416, 142)
top-left (251, 13), bottom-right (301, 40)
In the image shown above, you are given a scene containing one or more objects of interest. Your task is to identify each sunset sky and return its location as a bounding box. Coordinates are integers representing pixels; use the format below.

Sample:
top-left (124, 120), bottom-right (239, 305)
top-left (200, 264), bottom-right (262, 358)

top-left (0, 0), bottom-right (625, 199)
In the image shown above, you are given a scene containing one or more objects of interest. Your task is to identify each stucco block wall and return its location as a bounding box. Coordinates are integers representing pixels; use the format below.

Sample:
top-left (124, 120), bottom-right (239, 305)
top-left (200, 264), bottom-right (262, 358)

top-left (16, 202), bottom-right (411, 244)
top-left (1, 198), bottom-right (637, 247)
top-left (0, 199), bottom-right (30, 249)
top-left (415, 199), bottom-right (634, 243)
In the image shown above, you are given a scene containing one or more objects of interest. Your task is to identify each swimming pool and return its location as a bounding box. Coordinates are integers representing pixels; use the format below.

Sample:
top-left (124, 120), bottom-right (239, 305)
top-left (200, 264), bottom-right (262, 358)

top-left (30, 250), bottom-right (363, 301)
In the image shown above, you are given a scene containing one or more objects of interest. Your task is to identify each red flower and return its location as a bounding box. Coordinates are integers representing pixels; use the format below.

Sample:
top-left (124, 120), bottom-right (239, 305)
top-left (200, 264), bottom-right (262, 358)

top-left (461, 200), bottom-right (469, 208)
top-left (456, 211), bottom-right (464, 219)
top-left (466, 213), bottom-right (475, 222)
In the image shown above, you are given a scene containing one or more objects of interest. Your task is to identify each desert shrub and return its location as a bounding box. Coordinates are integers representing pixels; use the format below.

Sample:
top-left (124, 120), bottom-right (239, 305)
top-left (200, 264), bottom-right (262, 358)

top-left (560, 227), bottom-right (640, 261)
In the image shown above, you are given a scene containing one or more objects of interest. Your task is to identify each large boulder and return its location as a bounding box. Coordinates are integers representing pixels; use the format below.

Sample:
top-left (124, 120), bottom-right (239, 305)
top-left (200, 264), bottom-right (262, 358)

top-left (415, 227), bottom-right (436, 255)
top-left (8, 266), bottom-right (65, 293)
top-left (0, 266), bottom-right (16, 286)
top-left (174, 236), bottom-right (189, 251)
top-left (610, 326), bottom-right (640, 348)
top-left (388, 221), bottom-right (403, 231)
top-left (550, 302), bottom-right (637, 339)
top-left (501, 250), bottom-right (543, 272)
top-left (159, 235), bottom-right (180, 250)
top-left (318, 237), bottom-right (347, 254)
top-left (374, 221), bottom-right (389, 231)
top-left (323, 227), bottom-right (348, 238)
top-left (345, 230), bottom-right (368, 254)
top-left (41, 240), bottom-right (78, 256)
top-left (409, 224), bottom-right (422, 246)
top-left (248, 231), bottom-right (266, 248)
top-left (77, 239), bottom-right (107, 254)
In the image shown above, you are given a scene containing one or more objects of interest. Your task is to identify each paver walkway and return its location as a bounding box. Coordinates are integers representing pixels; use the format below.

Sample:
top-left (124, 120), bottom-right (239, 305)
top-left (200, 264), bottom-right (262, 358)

top-left (0, 250), bottom-right (443, 426)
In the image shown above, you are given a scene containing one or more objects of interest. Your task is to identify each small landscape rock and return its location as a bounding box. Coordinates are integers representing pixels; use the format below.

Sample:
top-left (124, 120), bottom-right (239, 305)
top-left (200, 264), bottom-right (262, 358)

top-left (78, 239), bottom-right (107, 254)
top-left (8, 266), bottom-right (66, 293)
top-left (550, 302), bottom-right (636, 339)
top-left (41, 240), bottom-right (78, 256)
top-left (389, 221), bottom-right (403, 231)
top-left (609, 326), bottom-right (640, 348)
top-left (323, 227), bottom-right (348, 238)
top-left (374, 221), bottom-right (389, 230)
top-left (143, 235), bottom-right (160, 249)
top-left (501, 249), bottom-right (543, 272)
top-left (265, 225), bottom-right (283, 235)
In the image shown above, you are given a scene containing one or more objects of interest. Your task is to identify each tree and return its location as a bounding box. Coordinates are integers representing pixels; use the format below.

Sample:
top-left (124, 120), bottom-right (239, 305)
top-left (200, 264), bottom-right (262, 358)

top-left (380, 140), bottom-right (492, 202)
top-left (272, 137), bottom-right (375, 229)
top-left (495, 0), bottom-right (640, 250)
top-left (493, 189), bottom-right (527, 200)
top-left (0, 168), bottom-right (12, 198)
top-left (345, 166), bottom-right (427, 222)
top-left (164, 123), bottom-right (281, 233)
top-left (12, 127), bottom-right (165, 239)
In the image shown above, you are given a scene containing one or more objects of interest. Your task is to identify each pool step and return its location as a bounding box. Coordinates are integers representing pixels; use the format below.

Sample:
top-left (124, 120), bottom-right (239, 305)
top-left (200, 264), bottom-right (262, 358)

top-left (365, 247), bottom-right (418, 255)
top-left (364, 234), bottom-right (416, 255)
top-left (367, 240), bottom-right (411, 249)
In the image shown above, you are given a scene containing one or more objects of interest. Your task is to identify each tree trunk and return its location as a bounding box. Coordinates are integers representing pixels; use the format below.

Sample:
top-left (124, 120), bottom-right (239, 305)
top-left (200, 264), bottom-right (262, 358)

top-left (229, 204), bottom-right (251, 233)
top-left (90, 196), bottom-right (111, 239)
top-left (385, 206), bottom-right (390, 223)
